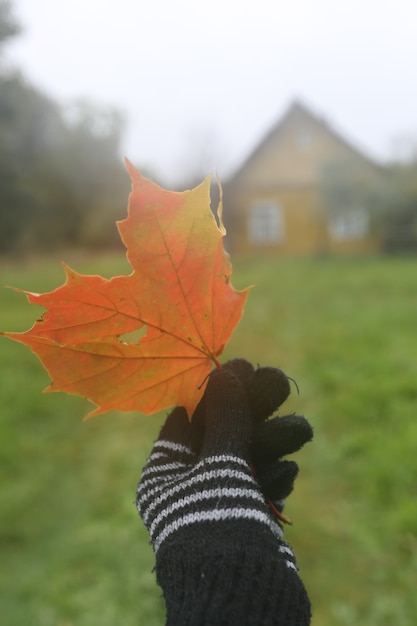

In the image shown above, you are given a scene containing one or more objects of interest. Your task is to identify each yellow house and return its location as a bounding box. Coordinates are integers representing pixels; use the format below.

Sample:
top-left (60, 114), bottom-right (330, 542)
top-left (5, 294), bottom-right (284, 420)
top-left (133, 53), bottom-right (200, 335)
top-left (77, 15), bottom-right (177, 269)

top-left (224, 100), bottom-right (381, 256)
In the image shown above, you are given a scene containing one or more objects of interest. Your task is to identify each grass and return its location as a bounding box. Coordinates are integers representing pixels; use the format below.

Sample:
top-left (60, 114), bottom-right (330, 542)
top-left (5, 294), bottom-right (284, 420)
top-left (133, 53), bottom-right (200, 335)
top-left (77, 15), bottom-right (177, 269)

top-left (1, 252), bottom-right (416, 625)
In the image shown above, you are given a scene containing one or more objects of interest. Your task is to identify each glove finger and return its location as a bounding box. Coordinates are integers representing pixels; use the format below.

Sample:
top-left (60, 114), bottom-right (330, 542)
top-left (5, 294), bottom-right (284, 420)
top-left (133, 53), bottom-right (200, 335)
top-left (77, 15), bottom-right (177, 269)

top-left (247, 366), bottom-right (292, 422)
top-left (251, 414), bottom-right (313, 465)
top-left (256, 459), bottom-right (299, 501)
top-left (222, 358), bottom-right (255, 385)
top-left (200, 367), bottom-right (252, 460)
top-left (223, 360), bottom-right (292, 422)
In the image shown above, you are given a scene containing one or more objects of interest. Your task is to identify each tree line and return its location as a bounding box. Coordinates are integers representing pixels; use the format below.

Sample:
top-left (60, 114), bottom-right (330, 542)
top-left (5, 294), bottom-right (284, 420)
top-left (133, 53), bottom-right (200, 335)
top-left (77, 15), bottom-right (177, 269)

top-left (0, 1), bottom-right (128, 255)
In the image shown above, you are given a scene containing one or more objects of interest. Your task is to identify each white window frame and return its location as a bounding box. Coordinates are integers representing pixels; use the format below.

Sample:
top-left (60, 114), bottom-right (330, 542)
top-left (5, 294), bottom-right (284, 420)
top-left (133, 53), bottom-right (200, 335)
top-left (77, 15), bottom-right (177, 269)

top-left (248, 201), bottom-right (284, 245)
top-left (328, 207), bottom-right (370, 241)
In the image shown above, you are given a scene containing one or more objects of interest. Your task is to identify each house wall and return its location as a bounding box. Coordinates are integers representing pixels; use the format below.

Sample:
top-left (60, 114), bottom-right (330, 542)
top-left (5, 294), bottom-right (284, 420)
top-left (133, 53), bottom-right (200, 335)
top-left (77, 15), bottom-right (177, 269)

top-left (226, 186), bottom-right (379, 256)
top-left (227, 187), bottom-right (323, 256)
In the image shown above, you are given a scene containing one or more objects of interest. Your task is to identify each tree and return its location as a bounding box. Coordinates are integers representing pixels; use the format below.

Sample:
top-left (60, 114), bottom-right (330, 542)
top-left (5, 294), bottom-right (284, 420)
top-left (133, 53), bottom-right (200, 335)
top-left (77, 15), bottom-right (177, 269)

top-left (0, 1), bottom-right (28, 253)
top-left (0, 0), bottom-right (20, 52)
top-left (55, 100), bottom-right (128, 248)
top-left (0, 1), bottom-right (128, 254)
top-left (373, 156), bottom-right (417, 253)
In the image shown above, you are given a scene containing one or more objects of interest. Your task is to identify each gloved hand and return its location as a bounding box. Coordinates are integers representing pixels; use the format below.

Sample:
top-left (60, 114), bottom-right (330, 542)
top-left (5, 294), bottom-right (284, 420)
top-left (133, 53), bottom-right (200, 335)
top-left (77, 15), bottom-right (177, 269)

top-left (137, 359), bottom-right (313, 626)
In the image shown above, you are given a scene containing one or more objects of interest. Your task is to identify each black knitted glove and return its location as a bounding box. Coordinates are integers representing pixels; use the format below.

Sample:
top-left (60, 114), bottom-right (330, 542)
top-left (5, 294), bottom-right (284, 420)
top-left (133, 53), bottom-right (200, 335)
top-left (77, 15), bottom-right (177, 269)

top-left (137, 360), bottom-right (313, 626)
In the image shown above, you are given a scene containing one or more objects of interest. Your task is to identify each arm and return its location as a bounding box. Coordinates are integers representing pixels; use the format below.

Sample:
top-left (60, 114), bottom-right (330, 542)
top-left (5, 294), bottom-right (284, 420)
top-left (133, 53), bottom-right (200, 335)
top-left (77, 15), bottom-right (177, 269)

top-left (137, 360), bottom-right (313, 626)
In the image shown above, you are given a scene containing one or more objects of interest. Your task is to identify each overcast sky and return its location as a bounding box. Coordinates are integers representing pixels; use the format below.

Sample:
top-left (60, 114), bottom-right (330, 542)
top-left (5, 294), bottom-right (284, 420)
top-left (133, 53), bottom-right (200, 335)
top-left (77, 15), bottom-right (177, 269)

top-left (7, 0), bottom-right (417, 184)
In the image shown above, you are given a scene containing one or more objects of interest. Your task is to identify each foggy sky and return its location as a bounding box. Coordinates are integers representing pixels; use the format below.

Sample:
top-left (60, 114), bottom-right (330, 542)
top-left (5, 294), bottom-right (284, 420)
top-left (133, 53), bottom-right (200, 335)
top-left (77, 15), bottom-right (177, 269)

top-left (8, 0), bottom-right (417, 184)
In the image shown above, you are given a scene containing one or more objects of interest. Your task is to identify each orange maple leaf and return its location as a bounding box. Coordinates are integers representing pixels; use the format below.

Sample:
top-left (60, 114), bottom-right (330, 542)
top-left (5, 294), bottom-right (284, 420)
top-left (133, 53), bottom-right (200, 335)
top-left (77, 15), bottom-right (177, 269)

top-left (2, 160), bottom-right (249, 418)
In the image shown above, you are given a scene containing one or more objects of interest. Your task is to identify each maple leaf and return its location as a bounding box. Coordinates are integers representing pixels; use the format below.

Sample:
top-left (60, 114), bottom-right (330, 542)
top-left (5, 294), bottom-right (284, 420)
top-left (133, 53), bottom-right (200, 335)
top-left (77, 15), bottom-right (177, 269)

top-left (2, 160), bottom-right (249, 418)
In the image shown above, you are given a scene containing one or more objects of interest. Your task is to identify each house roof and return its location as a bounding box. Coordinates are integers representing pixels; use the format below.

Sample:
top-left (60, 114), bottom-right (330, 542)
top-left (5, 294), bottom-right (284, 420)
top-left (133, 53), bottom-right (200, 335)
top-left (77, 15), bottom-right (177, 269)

top-left (227, 99), bottom-right (380, 189)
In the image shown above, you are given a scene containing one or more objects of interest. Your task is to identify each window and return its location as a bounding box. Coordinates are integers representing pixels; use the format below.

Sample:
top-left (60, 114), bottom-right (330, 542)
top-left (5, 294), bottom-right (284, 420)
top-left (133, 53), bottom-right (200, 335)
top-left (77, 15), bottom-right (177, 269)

top-left (248, 201), bottom-right (284, 245)
top-left (328, 208), bottom-right (369, 241)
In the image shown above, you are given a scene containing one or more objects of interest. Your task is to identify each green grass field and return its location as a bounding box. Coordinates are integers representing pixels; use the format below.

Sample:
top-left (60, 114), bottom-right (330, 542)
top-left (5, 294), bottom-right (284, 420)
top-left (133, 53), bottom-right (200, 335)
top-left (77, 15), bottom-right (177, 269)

top-left (1, 253), bottom-right (416, 625)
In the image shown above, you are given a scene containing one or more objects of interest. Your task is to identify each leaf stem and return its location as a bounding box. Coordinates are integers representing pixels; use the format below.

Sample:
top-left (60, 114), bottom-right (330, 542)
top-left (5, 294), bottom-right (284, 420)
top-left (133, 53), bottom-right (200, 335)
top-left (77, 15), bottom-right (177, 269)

top-left (212, 356), bottom-right (222, 369)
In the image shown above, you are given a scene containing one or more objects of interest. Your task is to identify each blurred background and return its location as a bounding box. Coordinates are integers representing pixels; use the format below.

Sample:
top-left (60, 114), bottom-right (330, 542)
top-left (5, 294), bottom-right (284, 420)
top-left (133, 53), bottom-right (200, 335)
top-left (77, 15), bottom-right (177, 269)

top-left (1, 1), bottom-right (417, 624)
